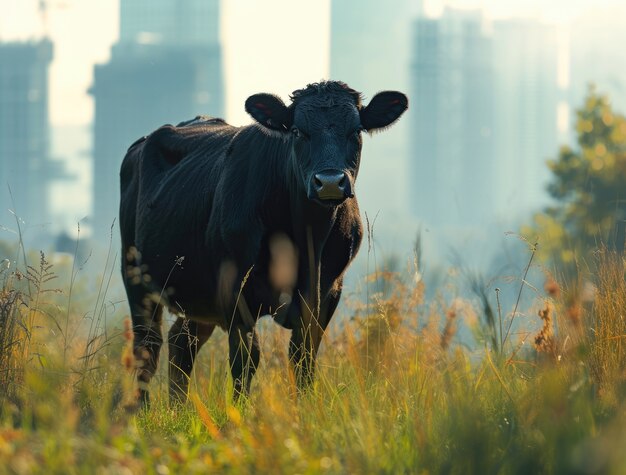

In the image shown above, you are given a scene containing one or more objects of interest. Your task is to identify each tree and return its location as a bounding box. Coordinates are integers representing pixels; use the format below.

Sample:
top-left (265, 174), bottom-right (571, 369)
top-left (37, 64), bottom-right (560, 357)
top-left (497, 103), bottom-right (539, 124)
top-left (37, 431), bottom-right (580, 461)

top-left (525, 86), bottom-right (626, 276)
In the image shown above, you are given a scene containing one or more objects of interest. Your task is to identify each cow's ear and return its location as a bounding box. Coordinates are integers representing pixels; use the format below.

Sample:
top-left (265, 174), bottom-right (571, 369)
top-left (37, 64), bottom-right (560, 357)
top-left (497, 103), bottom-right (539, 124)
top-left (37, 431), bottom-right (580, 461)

top-left (360, 91), bottom-right (408, 133)
top-left (245, 93), bottom-right (292, 132)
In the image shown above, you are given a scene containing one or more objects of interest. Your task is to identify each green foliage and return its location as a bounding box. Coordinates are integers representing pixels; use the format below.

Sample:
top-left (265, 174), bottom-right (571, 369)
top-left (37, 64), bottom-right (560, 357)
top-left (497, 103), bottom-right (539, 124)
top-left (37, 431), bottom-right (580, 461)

top-left (525, 86), bottom-right (626, 275)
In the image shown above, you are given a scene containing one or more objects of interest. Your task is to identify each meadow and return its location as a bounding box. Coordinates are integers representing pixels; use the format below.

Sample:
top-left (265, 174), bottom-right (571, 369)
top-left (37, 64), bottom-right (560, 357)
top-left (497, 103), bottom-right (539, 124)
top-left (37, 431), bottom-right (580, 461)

top-left (1, 238), bottom-right (626, 474)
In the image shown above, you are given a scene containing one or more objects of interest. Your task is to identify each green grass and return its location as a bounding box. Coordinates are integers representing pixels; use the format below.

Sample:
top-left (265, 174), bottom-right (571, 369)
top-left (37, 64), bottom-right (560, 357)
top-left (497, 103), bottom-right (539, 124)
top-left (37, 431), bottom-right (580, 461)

top-left (1, 249), bottom-right (626, 474)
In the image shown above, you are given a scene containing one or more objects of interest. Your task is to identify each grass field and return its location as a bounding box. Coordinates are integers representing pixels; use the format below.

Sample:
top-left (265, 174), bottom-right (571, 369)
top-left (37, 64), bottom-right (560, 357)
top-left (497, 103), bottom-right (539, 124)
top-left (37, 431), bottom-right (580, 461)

top-left (1, 246), bottom-right (626, 474)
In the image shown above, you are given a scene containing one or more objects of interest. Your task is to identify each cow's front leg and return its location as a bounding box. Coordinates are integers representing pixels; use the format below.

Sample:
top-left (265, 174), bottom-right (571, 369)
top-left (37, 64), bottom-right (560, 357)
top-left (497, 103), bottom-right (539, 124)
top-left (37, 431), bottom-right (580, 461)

top-left (289, 236), bottom-right (325, 391)
top-left (288, 277), bottom-right (339, 391)
top-left (289, 313), bottom-right (325, 390)
top-left (168, 318), bottom-right (216, 403)
top-left (228, 320), bottom-right (260, 401)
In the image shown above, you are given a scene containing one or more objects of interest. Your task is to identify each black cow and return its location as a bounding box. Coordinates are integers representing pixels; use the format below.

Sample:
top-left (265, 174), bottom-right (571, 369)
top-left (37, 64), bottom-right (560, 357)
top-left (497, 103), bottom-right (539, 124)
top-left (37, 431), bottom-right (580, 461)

top-left (120, 81), bottom-right (407, 403)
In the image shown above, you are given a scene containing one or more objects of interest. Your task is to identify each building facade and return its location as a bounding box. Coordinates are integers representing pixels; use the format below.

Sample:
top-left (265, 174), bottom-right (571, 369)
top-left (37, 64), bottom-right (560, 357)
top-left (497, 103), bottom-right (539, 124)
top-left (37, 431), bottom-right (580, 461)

top-left (410, 8), bottom-right (494, 229)
top-left (492, 19), bottom-right (559, 223)
top-left (410, 10), bottom-right (560, 233)
top-left (120, 0), bottom-right (220, 48)
top-left (0, 39), bottom-right (54, 235)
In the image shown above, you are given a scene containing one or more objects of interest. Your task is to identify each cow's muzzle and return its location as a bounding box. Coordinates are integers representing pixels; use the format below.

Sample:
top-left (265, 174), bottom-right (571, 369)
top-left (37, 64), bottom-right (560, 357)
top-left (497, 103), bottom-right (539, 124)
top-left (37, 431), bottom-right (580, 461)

top-left (310, 170), bottom-right (353, 203)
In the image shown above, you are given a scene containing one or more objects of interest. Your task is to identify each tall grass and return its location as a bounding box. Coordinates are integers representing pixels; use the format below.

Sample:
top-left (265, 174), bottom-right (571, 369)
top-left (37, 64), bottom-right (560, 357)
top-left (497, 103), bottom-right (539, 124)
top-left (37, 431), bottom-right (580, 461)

top-left (1, 244), bottom-right (626, 473)
top-left (587, 250), bottom-right (626, 410)
top-left (0, 261), bottom-right (24, 404)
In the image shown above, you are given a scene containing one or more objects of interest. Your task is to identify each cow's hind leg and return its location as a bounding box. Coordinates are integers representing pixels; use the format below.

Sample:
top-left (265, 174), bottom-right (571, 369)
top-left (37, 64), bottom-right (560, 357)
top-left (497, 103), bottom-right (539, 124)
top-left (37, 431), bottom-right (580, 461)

top-left (126, 286), bottom-right (164, 407)
top-left (168, 318), bottom-right (215, 403)
top-left (228, 323), bottom-right (260, 401)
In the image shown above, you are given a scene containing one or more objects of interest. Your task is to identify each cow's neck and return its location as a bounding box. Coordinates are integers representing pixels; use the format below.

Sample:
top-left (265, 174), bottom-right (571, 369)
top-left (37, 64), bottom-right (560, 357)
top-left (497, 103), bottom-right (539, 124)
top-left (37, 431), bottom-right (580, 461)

top-left (290, 188), bottom-right (337, 243)
top-left (290, 191), bottom-right (338, 318)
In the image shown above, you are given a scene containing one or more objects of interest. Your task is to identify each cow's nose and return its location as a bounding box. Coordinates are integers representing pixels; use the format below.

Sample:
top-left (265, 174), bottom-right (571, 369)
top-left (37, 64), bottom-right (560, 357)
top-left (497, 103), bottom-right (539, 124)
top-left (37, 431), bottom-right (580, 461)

top-left (313, 171), bottom-right (352, 201)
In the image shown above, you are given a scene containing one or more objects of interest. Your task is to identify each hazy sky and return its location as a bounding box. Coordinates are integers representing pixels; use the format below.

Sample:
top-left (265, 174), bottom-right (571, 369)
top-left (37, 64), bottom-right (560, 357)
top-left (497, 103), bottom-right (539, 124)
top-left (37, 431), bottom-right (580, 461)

top-left (0, 0), bottom-right (331, 127)
top-left (1, 0), bottom-right (623, 127)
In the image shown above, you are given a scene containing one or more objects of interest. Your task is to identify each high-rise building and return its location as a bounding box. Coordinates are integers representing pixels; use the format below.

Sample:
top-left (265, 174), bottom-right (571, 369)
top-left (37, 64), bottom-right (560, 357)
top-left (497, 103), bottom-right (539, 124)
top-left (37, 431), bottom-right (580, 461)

top-left (410, 8), bottom-right (494, 229)
top-left (408, 10), bottom-right (561, 267)
top-left (120, 0), bottom-right (220, 47)
top-left (0, 39), bottom-right (55, 236)
top-left (90, 0), bottom-right (223, 239)
top-left (330, 0), bottom-right (412, 230)
top-left (492, 19), bottom-right (559, 223)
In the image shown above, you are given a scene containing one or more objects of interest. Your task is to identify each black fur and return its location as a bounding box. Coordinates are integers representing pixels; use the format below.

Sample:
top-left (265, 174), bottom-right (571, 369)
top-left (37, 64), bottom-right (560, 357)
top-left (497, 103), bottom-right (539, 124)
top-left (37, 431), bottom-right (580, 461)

top-left (120, 80), bottom-right (408, 403)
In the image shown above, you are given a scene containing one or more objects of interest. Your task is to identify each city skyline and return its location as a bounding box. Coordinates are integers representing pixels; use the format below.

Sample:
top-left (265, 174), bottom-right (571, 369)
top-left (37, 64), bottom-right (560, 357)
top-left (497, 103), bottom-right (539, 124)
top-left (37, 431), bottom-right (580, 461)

top-left (0, 0), bottom-right (331, 127)
top-left (1, 0), bottom-right (626, 259)
top-left (1, 1), bottom-right (623, 128)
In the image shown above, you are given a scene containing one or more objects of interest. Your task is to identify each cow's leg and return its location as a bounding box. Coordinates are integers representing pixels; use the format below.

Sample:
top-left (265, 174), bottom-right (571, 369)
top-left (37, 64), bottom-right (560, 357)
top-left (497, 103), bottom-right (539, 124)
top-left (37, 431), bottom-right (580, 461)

top-left (289, 281), bottom-right (341, 391)
top-left (320, 281), bottom-right (342, 325)
top-left (126, 285), bottom-right (164, 406)
top-left (289, 308), bottom-right (327, 391)
top-left (289, 320), bottom-right (323, 390)
top-left (228, 322), bottom-right (260, 401)
top-left (168, 318), bottom-right (216, 403)
top-left (216, 224), bottom-right (264, 400)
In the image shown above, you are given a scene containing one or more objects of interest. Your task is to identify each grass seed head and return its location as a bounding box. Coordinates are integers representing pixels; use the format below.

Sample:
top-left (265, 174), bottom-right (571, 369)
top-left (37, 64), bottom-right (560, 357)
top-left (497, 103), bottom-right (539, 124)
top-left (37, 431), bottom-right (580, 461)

top-left (534, 301), bottom-right (554, 353)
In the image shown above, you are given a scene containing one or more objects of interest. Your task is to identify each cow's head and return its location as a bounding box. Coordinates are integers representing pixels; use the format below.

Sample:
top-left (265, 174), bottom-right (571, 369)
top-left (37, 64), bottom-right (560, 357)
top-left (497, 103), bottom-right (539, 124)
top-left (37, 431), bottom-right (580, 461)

top-left (245, 81), bottom-right (408, 206)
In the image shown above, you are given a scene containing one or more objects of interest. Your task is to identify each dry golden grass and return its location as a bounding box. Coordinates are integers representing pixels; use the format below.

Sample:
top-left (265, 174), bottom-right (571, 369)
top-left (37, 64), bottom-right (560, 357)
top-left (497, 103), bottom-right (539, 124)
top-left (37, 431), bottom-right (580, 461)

top-left (1, 248), bottom-right (626, 473)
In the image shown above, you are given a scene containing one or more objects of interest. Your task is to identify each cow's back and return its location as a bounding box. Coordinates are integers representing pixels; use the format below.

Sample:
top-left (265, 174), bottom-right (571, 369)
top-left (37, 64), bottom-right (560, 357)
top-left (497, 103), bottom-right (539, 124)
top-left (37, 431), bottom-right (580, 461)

top-left (120, 117), bottom-right (239, 312)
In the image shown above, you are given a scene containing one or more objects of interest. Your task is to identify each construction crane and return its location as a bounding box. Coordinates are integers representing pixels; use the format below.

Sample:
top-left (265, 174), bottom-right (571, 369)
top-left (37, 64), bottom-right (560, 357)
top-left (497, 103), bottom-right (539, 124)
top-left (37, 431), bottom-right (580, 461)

top-left (38, 0), bottom-right (70, 36)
